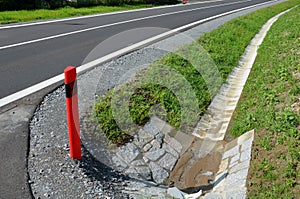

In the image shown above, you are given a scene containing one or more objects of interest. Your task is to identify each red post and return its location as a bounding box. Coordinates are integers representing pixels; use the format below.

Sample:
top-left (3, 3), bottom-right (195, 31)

top-left (183, 0), bottom-right (187, 4)
top-left (64, 66), bottom-right (82, 160)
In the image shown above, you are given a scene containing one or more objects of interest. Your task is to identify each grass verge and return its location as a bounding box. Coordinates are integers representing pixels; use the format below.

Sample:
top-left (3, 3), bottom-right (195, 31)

top-left (94, 0), bottom-right (300, 145)
top-left (0, 4), bottom-right (154, 24)
top-left (228, 6), bottom-right (300, 198)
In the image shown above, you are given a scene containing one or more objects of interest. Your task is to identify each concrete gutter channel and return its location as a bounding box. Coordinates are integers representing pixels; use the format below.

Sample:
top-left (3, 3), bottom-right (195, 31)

top-left (0, 1), bottom-right (290, 198)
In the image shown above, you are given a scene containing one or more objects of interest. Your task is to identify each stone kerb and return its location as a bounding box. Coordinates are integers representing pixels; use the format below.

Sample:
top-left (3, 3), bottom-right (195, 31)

top-left (203, 129), bottom-right (255, 199)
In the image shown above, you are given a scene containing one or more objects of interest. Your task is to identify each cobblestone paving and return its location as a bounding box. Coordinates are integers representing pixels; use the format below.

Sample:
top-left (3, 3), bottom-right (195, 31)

top-left (111, 116), bottom-right (194, 197)
top-left (108, 113), bottom-right (255, 198)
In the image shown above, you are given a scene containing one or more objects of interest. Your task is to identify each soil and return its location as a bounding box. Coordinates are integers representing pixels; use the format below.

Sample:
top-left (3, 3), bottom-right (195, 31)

top-left (167, 140), bottom-right (225, 194)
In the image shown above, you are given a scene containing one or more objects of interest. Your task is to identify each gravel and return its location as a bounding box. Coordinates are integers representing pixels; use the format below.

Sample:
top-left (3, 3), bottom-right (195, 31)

top-left (28, 1), bottom-right (286, 198)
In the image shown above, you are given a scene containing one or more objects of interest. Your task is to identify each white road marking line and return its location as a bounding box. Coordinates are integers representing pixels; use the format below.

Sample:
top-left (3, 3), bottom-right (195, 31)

top-left (0, 0), bottom-right (254, 50)
top-left (0, 0), bottom-right (278, 108)
top-left (0, 0), bottom-right (226, 30)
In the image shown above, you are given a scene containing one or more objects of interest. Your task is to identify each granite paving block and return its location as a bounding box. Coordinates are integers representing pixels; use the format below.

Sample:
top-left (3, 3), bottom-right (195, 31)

top-left (167, 187), bottom-right (185, 199)
top-left (226, 187), bottom-right (247, 199)
top-left (149, 162), bottom-right (169, 184)
top-left (134, 129), bottom-right (155, 148)
top-left (204, 192), bottom-right (223, 199)
top-left (143, 143), bottom-right (152, 152)
top-left (241, 138), bottom-right (253, 152)
top-left (230, 159), bottom-right (250, 173)
top-left (151, 139), bottom-right (162, 149)
top-left (223, 145), bottom-right (239, 160)
top-left (117, 143), bottom-right (141, 164)
top-left (134, 166), bottom-right (152, 180)
top-left (164, 134), bottom-right (182, 153)
top-left (138, 186), bottom-right (167, 197)
top-left (230, 153), bottom-right (240, 165)
top-left (225, 179), bottom-right (246, 190)
top-left (240, 149), bottom-right (251, 162)
top-left (143, 122), bottom-right (160, 136)
top-left (144, 148), bottom-right (165, 161)
top-left (156, 132), bottom-right (164, 143)
top-left (157, 153), bottom-right (177, 171)
top-left (125, 167), bottom-right (138, 178)
top-left (162, 143), bottom-right (179, 159)
top-left (112, 156), bottom-right (128, 172)
top-left (143, 156), bottom-right (150, 164)
top-left (131, 159), bottom-right (146, 167)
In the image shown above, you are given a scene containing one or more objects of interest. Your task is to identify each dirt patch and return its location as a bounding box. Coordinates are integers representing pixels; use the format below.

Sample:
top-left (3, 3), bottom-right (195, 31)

top-left (167, 140), bottom-right (225, 193)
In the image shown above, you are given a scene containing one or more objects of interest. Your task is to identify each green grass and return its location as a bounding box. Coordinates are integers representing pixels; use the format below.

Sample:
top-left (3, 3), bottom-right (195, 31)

top-left (228, 5), bottom-right (300, 198)
top-left (0, 4), bottom-right (154, 24)
top-left (94, 0), bottom-right (300, 145)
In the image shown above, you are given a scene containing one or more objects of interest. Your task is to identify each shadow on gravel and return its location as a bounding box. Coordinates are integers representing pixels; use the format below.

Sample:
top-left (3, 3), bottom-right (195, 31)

top-left (78, 145), bottom-right (130, 194)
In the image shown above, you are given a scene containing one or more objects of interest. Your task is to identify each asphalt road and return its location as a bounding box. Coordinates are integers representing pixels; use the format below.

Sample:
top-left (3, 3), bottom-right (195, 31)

top-left (0, 0), bottom-right (275, 100)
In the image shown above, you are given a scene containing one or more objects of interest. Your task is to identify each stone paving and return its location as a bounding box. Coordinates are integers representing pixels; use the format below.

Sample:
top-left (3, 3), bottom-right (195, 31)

top-left (110, 116), bottom-right (196, 198)
top-left (112, 116), bottom-right (194, 185)
top-left (203, 130), bottom-right (254, 199)
top-left (109, 115), bottom-right (255, 198)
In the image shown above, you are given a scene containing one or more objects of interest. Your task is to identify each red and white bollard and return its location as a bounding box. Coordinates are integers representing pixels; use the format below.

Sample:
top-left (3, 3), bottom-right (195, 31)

top-left (64, 66), bottom-right (82, 160)
top-left (183, 0), bottom-right (187, 4)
